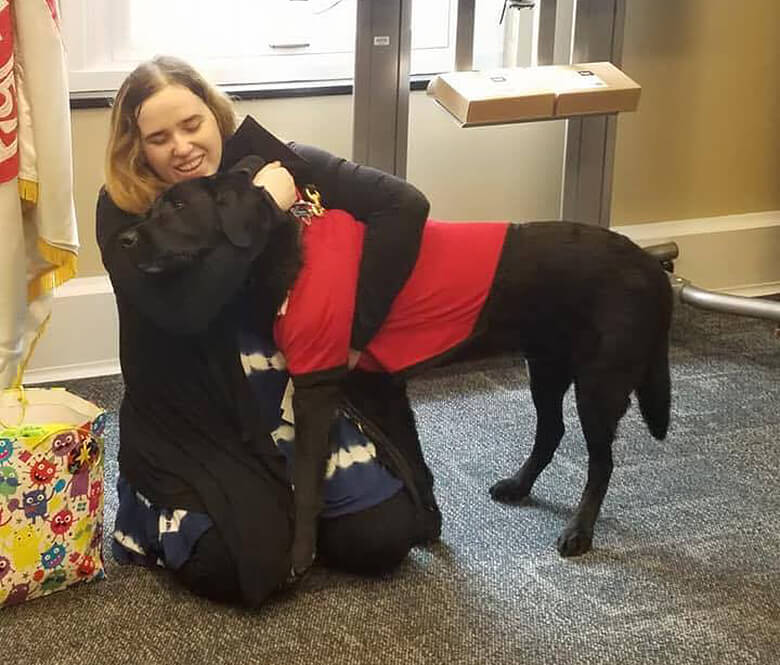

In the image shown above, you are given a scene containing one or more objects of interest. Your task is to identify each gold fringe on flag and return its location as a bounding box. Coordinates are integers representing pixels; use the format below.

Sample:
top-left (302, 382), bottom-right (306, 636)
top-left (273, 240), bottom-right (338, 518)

top-left (27, 239), bottom-right (78, 302)
top-left (18, 178), bottom-right (39, 204)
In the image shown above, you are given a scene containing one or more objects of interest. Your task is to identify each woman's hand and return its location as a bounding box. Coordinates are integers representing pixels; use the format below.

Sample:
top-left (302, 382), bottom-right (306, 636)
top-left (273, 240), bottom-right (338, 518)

top-left (252, 161), bottom-right (296, 212)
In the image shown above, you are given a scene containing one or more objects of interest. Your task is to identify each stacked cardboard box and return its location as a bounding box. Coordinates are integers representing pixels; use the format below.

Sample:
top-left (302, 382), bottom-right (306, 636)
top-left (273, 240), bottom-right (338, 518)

top-left (427, 61), bottom-right (641, 127)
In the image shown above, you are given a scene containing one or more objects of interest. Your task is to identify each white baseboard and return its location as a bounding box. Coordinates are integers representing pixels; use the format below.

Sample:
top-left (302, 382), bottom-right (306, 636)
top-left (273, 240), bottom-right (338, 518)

top-left (20, 210), bottom-right (780, 383)
top-left (24, 360), bottom-right (121, 386)
top-left (719, 281), bottom-right (780, 298)
top-left (613, 210), bottom-right (780, 296)
top-left (22, 274), bottom-right (120, 385)
top-left (613, 210), bottom-right (780, 240)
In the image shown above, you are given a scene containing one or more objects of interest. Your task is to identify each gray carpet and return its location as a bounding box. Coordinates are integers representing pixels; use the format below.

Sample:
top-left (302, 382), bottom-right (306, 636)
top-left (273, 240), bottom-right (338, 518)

top-left (3, 302), bottom-right (779, 665)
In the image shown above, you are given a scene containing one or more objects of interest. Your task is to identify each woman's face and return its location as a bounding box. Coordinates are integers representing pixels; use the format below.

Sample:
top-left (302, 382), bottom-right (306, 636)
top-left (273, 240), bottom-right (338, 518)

top-left (136, 84), bottom-right (223, 184)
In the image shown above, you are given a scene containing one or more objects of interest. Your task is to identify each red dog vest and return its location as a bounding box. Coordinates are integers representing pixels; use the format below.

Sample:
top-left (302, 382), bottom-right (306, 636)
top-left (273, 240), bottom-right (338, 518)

top-left (273, 210), bottom-right (508, 378)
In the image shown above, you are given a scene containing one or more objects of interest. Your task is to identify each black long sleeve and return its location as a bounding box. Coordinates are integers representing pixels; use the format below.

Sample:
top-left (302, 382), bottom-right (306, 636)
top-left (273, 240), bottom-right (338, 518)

top-left (96, 183), bottom-right (287, 336)
top-left (287, 142), bottom-right (429, 350)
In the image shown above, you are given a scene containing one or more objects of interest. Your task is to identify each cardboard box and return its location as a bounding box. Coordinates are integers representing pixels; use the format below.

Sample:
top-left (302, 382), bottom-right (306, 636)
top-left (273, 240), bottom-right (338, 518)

top-left (539, 62), bottom-right (642, 117)
top-left (427, 61), bottom-right (641, 127)
top-left (425, 68), bottom-right (555, 127)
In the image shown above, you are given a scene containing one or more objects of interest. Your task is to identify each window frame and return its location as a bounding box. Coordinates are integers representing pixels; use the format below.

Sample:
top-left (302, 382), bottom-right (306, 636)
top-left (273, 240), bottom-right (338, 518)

top-left (61, 0), bottom-right (463, 95)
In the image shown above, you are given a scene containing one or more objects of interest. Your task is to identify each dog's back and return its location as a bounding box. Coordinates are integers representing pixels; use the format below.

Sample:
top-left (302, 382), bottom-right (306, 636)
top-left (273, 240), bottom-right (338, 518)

top-left (484, 222), bottom-right (669, 351)
top-left (483, 221), bottom-right (672, 433)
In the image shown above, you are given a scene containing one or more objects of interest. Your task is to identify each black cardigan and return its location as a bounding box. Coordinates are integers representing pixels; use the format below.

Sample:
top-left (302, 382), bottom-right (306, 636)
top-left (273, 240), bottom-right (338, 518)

top-left (96, 117), bottom-right (429, 607)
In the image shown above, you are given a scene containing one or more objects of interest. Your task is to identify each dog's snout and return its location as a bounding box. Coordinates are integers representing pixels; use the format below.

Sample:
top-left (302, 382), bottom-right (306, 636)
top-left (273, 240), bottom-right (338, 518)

top-left (119, 229), bottom-right (139, 250)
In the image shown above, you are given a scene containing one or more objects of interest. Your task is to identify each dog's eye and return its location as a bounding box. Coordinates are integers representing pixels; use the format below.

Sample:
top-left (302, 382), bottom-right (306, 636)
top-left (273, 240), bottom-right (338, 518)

top-left (171, 200), bottom-right (185, 210)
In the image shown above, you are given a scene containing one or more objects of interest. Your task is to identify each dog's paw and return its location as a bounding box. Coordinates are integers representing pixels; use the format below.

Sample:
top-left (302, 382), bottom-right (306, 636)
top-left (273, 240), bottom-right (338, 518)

top-left (556, 525), bottom-right (593, 557)
top-left (489, 478), bottom-right (531, 505)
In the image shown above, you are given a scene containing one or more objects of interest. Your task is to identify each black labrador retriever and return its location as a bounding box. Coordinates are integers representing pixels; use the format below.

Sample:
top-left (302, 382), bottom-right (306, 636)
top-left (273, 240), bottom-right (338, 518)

top-left (121, 169), bottom-right (673, 577)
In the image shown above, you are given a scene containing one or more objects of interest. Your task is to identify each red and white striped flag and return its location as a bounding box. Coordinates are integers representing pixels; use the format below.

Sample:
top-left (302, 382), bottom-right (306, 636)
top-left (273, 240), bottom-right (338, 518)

top-left (0, 0), bottom-right (78, 388)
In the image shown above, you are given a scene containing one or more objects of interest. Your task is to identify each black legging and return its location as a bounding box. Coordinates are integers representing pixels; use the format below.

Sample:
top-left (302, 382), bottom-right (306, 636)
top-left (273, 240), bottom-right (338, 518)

top-left (175, 486), bottom-right (418, 604)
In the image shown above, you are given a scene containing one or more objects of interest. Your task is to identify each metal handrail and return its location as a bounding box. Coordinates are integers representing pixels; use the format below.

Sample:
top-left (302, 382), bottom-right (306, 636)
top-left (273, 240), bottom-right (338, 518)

top-left (671, 276), bottom-right (780, 323)
top-left (643, 242), bottom-right (780, 323)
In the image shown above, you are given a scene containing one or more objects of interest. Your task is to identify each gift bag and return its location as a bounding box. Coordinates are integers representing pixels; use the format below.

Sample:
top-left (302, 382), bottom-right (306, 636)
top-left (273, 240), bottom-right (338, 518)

top-left (0, 387), bottom-right (106, 607)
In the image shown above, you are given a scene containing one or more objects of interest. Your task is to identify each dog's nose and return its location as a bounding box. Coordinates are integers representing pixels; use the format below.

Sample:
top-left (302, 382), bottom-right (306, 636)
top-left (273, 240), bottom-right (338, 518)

top-left (118, 229), bottom-right (139, 249)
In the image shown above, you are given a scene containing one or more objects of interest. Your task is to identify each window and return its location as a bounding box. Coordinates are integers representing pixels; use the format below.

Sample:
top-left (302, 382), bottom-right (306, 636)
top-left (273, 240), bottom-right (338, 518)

top-left (61, 0), bottom-right (476, 93)
top-left (62, 0), bottom-right (529, 94)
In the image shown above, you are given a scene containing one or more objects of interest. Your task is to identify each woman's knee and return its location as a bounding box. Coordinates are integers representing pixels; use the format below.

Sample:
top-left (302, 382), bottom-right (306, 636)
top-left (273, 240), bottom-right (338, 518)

top-left (173, 528), bottom-right (242, 604)
top-left (317, 489), bottom-right (418, 576)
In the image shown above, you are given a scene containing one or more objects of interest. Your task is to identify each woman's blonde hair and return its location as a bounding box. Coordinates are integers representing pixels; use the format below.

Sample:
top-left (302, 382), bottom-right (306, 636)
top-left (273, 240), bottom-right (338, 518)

top-left (105, 55), bottom-right (236, 214)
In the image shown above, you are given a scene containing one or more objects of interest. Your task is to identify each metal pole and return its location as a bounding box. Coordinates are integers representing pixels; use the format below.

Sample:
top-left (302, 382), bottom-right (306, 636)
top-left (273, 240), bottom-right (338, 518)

top-left (561, 0), bottom-right (626, 226)
top-left (537, 0), bottom-right (558, 65)
top-left (455, 0), bottom-right (475, 71)
top-left (352, 0), bottom-right (411, 177)
top-left (671, 276), bottom-right (780, 323)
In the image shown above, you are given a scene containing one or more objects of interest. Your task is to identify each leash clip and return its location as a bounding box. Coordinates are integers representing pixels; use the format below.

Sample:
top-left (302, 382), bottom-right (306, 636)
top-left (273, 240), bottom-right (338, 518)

top-left (289, 202), bottom-right (315, 225)
top-left (303, 186), bottom-right (325, 217)
top-left (289, 185), bottom-right (326, 226)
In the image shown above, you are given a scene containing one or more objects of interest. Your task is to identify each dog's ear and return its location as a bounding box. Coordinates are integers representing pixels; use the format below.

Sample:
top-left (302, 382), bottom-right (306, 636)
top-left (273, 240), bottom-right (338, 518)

top-left (209, 171), bottom-right (258, 248)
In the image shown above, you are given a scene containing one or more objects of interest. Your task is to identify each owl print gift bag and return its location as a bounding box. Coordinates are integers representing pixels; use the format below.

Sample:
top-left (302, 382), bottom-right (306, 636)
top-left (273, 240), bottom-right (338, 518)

top-left (0, 388), bottom-right (106, 608)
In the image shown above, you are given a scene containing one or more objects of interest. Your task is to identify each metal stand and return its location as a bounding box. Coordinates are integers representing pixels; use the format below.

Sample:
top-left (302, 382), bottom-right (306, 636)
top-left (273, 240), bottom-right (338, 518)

top-left (561, 0), bottom-right (625, 227)
top-left (499, 0), bottom-right (623, 227)
top-left (455, 0), bottom-right (476, 71)
top-left (352, 0), bottom-right (412, 178)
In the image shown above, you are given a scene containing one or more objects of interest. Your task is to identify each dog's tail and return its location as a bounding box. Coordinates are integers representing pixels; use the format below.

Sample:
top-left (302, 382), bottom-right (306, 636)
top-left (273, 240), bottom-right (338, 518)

top-left (635, 336), bottom-right (671, 441)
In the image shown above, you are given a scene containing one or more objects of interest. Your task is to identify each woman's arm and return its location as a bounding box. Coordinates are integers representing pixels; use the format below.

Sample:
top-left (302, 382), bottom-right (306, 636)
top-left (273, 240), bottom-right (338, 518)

top-left (288, 143), bottom-right (430, 350)
top-left (96, 179), bottom-right (287, 336)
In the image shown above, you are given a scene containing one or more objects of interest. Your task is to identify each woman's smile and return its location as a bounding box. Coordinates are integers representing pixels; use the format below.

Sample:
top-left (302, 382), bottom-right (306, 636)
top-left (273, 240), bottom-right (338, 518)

top-left (174, 154), bottom-right (205, 176)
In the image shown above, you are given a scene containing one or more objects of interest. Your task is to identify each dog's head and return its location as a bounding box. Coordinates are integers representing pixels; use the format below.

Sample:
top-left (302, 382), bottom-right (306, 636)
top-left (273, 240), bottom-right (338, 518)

top-left (118, 170), bottom-right (268, 274)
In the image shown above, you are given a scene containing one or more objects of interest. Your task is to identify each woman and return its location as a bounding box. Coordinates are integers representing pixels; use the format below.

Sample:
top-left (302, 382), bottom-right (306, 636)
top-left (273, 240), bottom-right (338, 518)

top-left (98, 56), bottom-right (440, 607)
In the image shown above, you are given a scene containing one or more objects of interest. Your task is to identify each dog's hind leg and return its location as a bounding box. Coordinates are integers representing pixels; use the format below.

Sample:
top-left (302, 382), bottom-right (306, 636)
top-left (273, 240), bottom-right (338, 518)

top-left (490, 358), bottom-right (572, 504)
top-left (556, 372), bottom-right (630, 557)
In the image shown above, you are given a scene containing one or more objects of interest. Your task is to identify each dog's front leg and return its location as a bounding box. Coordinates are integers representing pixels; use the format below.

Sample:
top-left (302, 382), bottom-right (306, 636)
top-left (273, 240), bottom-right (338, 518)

top-left (290, 380), bottom-right (342, 577)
